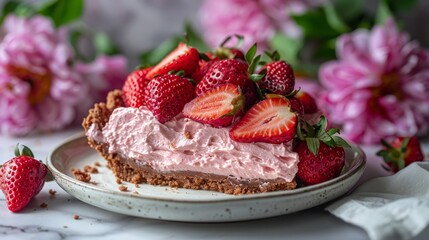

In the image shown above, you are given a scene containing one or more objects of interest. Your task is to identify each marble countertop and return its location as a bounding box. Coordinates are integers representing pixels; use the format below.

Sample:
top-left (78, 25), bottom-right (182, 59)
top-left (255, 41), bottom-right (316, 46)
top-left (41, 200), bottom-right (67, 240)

top-left (1, 127), bottom-right (428, 240)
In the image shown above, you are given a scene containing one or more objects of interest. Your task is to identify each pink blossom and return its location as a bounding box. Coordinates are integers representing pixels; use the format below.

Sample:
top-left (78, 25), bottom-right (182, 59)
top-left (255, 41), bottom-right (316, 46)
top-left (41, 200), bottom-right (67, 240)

top-left (199, 0), bottom-right (326, 51)
top-left (74, 55), bottom-right (128, 118)
top-left (319, 20), bottom-right (429, 144)
top-left (0, 15), bottom-right (128, 136)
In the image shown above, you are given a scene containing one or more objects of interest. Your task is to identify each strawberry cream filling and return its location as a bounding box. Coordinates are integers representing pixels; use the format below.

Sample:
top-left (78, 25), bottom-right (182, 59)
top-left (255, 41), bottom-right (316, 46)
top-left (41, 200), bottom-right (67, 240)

top-left (86, 107), bottom-right (299, 182)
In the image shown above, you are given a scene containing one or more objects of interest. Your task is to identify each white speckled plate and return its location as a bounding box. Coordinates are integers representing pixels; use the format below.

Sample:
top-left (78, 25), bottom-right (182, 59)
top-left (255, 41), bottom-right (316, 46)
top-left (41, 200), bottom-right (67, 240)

top-left (47, 133), bottom-right (366, 222)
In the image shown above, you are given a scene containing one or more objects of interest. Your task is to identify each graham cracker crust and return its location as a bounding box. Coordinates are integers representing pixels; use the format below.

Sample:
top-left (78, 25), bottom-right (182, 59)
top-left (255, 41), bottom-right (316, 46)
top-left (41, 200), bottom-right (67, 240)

top-left (82, 90), bottom-right (297, 194)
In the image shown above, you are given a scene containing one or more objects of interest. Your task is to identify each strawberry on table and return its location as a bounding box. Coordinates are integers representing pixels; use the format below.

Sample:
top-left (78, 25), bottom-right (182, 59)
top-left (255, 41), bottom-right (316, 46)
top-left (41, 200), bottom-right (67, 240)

top-left (294, 116), bottom-right (350, 185)
top-left (122, 66), bottom-right (152, 108)
top-left (0, 144), bottom-right (47, 212)
top-left (146, 42), bottom-right (200, 79)
top-left (376, 136), bottom-right (424, 173)
top-left (144, 73), bottom-right (195, 123)
top-left (229, 96), bottom-right (297, 144)
top-left (183, 83), bottom-right (244, 127)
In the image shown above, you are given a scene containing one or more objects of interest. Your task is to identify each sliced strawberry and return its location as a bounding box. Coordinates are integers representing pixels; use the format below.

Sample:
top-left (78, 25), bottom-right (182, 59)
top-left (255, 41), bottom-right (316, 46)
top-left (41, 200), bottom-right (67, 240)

top-left (229, 97), bottom-right (297, 143)
top-left (183, 83), bottom-right (244, 127)
top-left (144, 74), bottom-right (195, 123)
top-left (146, 42), bottom-right (200, 79)
top-left (122, 67), bottom-right (152, 108)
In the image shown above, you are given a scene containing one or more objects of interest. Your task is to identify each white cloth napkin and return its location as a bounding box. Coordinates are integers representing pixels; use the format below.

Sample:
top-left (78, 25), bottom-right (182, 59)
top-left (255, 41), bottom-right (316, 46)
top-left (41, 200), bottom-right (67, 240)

top-left (326, 162), bottom-right (429, 240)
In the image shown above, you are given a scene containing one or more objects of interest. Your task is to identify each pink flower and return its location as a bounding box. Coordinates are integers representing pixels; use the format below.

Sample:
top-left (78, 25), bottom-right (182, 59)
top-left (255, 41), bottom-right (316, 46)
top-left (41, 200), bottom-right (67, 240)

top-left (0, 15), bottom-right (128, 136)
top-left (74, 55), bottom-right (128, 118)
top-left (199, 0), bottom-right (326, 51)
top-left (319, 20), bottom-right (429, 144)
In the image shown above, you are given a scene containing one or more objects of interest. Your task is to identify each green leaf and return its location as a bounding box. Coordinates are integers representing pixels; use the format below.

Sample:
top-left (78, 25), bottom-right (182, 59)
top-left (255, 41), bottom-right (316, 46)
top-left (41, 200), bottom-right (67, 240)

top-left (376, 0), bottom-right (393, 25)
top-left (292, 9), bottom-right (340, 39)
top-left (38, 0), bottom-right (83, 27)
top-left (269, 33), bottom-right (302, 66)
top-left (326, 128), bottom-right (340, 136)
top-left (322, 3), bottom-right (349, 33)
top-left (397, 159), bottom-right (405, 170)
top-left (250, 73), bottom-right (265, 82)
top-left (21, 145), bottom-right (34, 158)
top-left (14, 143), bottom-right (20, 157)
top-left (332, 136), bottom-right (351, 148)
top-left (245, 43), bottom-right (257, 64)
top-left (248, 55), bottom-right (261, 74)
top-left (306, 138), bottom-right (320, 155)
top-left (94, 32), bottom-right (119, 56)
top-left (332, 0), bottom-right (364, 22)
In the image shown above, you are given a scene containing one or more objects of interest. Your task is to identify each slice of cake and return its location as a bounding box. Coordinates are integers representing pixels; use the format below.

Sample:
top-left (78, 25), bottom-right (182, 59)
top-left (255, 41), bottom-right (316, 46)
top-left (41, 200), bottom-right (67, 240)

top-left (82, 40), bottom-right (346, 194)
top-left (83, 89), bottom-right (298, 194)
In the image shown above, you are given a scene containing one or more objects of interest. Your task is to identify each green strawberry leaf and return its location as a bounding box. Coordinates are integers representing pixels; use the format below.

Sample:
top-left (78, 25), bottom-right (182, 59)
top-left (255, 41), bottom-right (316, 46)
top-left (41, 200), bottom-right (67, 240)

top-left (397, 159), bottom-right (405, 170)
top-left (21, 145), bottom-right (34, 158)
top-left (306, 138), bottom-right (320, 156)
top-left (326, 128), bottom-right (340, 136)
top-left (296, 122), bottom-right (304, 140)
top-left (245, 43), bottom-right (257, 64)
top-left (400, 137), bottom-right (410, 152)
top-left (332, 136), bottom-right (351, 148)
top-left (14, 143), bottom-right (20, 157)
top-left (250, 73), bottom-right (265, 82)
top-left (248, 55), bottom-right (261, 74)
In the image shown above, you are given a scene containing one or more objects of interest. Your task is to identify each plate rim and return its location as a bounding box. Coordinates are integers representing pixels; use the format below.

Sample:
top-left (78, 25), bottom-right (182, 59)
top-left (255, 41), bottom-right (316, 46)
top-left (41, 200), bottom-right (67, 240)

top-left (47, 132), bottom-right (366, 204)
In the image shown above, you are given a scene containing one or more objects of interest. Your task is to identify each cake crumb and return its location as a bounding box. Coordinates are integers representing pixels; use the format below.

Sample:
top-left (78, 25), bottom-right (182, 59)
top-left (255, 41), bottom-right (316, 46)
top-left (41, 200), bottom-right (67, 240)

top-left (115, 177), bottom-right (122, 184)
top-left (184, 131), bottom-right (193, 139)
top-left (84, 165), bottom-right (98, 174)
top-left (73, 215), bottom-right (80, 220)
top-left (63, 226), bottom-right (68, 228)
top-left (48, 189), bottom-right (57, 197)
top-left (72, 169), bottom-right (91, 183)
top-left (134, 183), bottom-right (140, 188)
top-left (94, 161), bottom-right (101, 167)
top-left (119, 185), bottom-right (128, 192)
top-left (132, 191), bottom-right (139, 195)
top-left (40, 202), bottom-right (48, 208)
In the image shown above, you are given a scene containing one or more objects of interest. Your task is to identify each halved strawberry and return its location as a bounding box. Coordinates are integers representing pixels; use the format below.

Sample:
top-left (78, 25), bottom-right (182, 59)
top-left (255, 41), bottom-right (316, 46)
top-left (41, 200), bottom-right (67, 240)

top-left (146, 42), bottom-right (200, 79)
top-left (122, 67), bottom-right (152, 108)
top-left (229, 97), bottom-right (297, 143)
top-left (183, 83), bottom-right (244, 127)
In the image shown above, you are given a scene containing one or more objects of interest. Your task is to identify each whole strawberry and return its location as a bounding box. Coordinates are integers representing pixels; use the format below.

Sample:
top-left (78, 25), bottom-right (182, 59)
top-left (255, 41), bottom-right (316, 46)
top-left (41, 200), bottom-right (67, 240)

top-left (144, 73), bottom-right (195, 123)
top-left (146, 42), bottom-right (200, 79)
top-left (122, 67), bottom-right (152, 108)
top-left (376, 136), bottom-right (424, 172)
top-left (195, 59), bottom-right (249, 96)
top-left (294, 91), bottom-right (318, 114)
top-left (258, 60), bottom-right (295, 95)
top-left (0, 144), bottom-right (47, 212)
top-left (294, 116), bottom-right (350, 185)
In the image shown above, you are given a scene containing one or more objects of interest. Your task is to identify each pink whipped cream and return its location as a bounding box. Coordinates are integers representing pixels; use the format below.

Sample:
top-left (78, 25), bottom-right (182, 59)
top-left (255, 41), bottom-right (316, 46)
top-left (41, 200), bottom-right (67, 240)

top-left (87, 107), bottom-right (299, 181)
